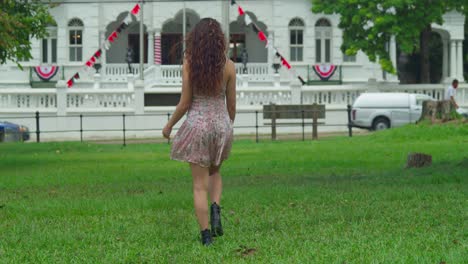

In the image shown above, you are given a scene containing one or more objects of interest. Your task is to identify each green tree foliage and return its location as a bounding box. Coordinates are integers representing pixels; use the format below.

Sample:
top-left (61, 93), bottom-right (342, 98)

top-left (0, 0), bottom-right (54, 68)
top-left (311, 0), bottom-right (466, 83)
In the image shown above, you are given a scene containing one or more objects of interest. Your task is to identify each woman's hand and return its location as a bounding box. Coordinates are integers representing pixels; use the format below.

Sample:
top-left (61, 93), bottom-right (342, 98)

top-left (162, 124), bottom-right (172, 139)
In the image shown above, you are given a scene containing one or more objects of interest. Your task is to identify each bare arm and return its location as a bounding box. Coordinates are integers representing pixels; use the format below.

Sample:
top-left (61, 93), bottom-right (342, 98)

top-left (163, 62), bottom-right (192, 138)
top-left (450, 96), bottom-right (459, 109)
top-left (225, 60), bottom-right (236, 122)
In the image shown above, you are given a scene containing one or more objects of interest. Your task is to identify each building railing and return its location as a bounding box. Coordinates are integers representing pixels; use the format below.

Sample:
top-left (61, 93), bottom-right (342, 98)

top-left (1, 83), bottom-right (467, 112)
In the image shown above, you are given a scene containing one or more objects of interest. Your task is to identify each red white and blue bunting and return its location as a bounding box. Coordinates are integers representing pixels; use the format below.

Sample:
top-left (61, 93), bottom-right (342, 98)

top-left (313, 64), bottom-right (337, 81)
top-left (34, 65), bottom-right (59, 81)
top-left (66, 4), bottom-right (141, 88)
top-left (231, 0), bottom-right (306, 85)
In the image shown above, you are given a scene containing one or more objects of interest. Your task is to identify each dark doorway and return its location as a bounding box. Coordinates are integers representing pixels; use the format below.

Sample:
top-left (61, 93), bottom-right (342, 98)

top-left (128, 33), bottom-right (148, 63)
top-left (162, 34), bottom-right (183, 65)
top-left (229, 34), bottom-right (246, 62)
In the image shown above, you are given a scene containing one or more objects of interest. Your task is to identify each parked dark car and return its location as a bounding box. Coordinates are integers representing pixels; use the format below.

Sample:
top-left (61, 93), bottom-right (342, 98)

top-left (0, 121), bottom-right (30, 142)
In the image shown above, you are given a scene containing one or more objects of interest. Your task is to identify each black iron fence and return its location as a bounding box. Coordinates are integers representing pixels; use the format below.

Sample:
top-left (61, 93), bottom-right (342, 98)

top-left (1, 105), bottom-right (354, 146)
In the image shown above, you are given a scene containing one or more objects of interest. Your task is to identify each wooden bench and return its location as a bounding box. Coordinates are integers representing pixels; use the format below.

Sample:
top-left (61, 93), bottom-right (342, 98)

top-left (263, 104), bottom-right (326, 140)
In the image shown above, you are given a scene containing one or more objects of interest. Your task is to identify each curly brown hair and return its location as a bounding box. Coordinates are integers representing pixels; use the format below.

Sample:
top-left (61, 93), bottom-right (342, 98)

top-left (185, 18), bottom-right (227, 96)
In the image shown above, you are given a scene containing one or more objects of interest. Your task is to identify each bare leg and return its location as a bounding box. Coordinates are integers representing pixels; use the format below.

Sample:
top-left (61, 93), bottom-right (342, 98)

top-left (190, 163), bottom-right (210, 230)
top-left (209, 165), bottom-right (223, 205)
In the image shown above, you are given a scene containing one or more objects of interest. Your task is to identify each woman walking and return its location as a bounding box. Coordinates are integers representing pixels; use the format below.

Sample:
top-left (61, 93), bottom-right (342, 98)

top-left (162, 18), bottom-right (236, 246)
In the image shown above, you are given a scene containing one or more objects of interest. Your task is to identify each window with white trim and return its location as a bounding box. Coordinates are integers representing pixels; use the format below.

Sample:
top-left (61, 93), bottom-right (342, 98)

top-left (315, 18), bottom-right (332, 63)
top-left (42, 25), bottom-right (58, 64)
top-left (289, 18), bottom-right (304, 62)
top-left (68, 18), bottom-right (83, 62)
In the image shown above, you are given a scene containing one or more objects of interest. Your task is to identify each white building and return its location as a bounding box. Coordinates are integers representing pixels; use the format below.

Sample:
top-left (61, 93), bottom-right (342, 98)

top-left (0, 0), bottom-right (465, 88)
top-left (0, 0), bottom-right (466, 141)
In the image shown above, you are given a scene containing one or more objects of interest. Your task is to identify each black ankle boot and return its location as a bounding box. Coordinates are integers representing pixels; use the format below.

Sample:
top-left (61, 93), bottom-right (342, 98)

top-left (210, 203), bottom-right (224, 237)
top-left (200, 229), bottom-right (213, 246)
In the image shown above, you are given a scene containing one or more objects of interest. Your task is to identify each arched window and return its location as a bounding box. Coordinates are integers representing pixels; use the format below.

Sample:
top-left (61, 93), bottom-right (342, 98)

top-left (289, 18), bottom-right (305, 62)
top-left (68, 18), bottom-right (84, 62)
top-left (42, 21), bottom-right (57, 64)
top-left (315, 18), bottom-right (332, 63)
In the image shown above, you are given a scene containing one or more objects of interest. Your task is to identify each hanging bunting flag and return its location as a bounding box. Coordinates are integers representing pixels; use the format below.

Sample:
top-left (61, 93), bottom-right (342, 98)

top-left (280, 56), bottom-right (292, 70)
top-left (66, 3), bottom-right (139, 88)
top-left (67, 79), bottom-right (74, 88)
top-left (244, 14), bottom-right (253, 26)
top-left (251, 24), bottom-right (260, 34)
top-left (258, 31), bottom-right (267, 42)
top-left (94, 49), bottom-right (102, 59)
top-left (131, 4), bottom-right (141, 15)
top-left (313, 64), bottom-right (338, 81)
top-left (238, 6), bottom-right (245, 16)
top-left (104, 40), bottom-right (111, 50)
top-left (298, 76), bottom-right (306, 85)
top-left (231, 0), bottom-right (237, 6)
top-left (123, 13), bottom-right (132, 25)
top-left (117, 22), bottom-right (128, 33)
top-left (34, 65), bottom-right (59, 81)
top-left (107, 31), bottom-right (118, 43)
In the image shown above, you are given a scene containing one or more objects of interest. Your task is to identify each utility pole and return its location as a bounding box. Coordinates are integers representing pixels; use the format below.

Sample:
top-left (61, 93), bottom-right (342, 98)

top-left (183, 1), bottom-right (186, 54)
top-left (223, 0), bottom-right (230, 55)
top-left (139, 0), bottom-right (144, 80)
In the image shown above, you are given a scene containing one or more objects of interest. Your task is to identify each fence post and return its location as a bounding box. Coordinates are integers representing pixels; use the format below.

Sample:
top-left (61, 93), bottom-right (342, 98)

top-left (271, 104), bottom-right (276, 141)
top-left (35, 111), bottom-right (40, 143)
top-left (347, 104), bottom-right (353, 137)
top-left (312, 104), bottom-right (318, 140)
top-left (122, 114), bottom-right (126, 147)
top-left (255, 110), bottom-right (259, 143)
top-left (80, 114), bottom-right (83, 142)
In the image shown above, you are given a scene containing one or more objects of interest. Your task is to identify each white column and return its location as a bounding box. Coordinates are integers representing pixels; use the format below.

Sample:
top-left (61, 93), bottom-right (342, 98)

top-left (99, 30), bottom-right (107, 76)
top-left (290, 79), bottom-right (302, 104)
top-left (390, 36), bottom-right (397, 72)
top-left (442, 39), bottom-right (449, 79)
top-left (450, 40), bottom-right (457, 79)
top-left (388, 36), bottom-right (398, 82)
top-left (56, 80), bottom-right (67, 116)
top-left (134, 79), bottom-right (145, 115)
top-left (267, 30), bottom-right (274, 75)
top-left (457, 40), bottom-right (464, 82)
top-left (148, 29), bottom-right (154, 65)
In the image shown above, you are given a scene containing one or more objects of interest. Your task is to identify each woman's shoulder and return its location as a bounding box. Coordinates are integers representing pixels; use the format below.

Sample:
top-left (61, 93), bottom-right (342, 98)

top-left (225, 59), bottom-right (235, 73)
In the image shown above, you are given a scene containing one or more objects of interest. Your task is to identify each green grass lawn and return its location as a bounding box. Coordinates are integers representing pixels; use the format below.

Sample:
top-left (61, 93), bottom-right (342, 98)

top-left (0, 124), bottom-right (467, 263)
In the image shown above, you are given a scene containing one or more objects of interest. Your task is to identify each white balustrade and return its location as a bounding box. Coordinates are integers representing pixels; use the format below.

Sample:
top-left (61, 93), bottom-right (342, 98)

top-left (302, 86), bottom-right (365, 106)
top-left (1, 83), bottom-right (467, 114)
top-left (236, 87), bottom-right (291, 106)
top-left (66, 90), bottom-right (135, 110)
top-left (379, 84), bottom-right (446, 100)
top-left (0, 89), bottom-right (57, 110)
top-left (160, 65), bottom-right (183, 84)
top-left (103, 64), bottom-right (149, 82)
top-left (235, 63), bottom-right (272, 82)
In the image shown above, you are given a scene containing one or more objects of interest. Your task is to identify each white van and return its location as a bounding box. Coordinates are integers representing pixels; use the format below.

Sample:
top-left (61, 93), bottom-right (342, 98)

top-left (351, 93), bottom-right (435, 130)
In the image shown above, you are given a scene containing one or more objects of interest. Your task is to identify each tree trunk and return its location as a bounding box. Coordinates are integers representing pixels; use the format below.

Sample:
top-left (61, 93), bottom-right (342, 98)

top-left (419, 100), bottom-right (456, 123)
top-left (407, 153), bottom-right (432, 168)
top-left (420, 25), bottom-right (432, 84)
